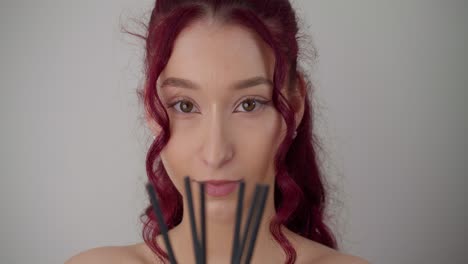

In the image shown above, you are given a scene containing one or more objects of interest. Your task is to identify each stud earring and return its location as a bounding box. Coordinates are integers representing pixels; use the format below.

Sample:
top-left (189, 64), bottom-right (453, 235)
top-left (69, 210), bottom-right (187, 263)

top-left (293, 130), bottom-right (297, 139)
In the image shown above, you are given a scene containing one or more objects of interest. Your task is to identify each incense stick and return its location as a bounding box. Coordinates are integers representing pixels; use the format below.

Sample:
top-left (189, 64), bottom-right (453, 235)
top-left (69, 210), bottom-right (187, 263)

top-left (231, 181), bottom-right (245, 264)
top-left (243, 185), bottom-right (269, 264)
top-left (184, 176), bottom-right (203, 264)
top-left (233, 185), bottom-right (261, 264)
top-left (146, 184), bottom-right (177, 264)
top-left (199, 182), bottom-right (206, 264)
top-left (232, 184), bottom-right (270, 264)
top-left (149, 177), bottom-right (268, 264)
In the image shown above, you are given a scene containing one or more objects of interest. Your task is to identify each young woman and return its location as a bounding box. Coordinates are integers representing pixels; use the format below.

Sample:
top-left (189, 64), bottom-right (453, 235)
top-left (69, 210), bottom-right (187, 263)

top-left (67, 1), bottom-right (369, 263)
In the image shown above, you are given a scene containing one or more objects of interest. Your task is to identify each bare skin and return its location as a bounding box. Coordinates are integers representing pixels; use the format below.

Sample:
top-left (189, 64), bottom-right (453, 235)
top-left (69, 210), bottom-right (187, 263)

top-left (66, 17), bottom-right (369, 264)
top-left (65, 236), bottom-right (368, 264)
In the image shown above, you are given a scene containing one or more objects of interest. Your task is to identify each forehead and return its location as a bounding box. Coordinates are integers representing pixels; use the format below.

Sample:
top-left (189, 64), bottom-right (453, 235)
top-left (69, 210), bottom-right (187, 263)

top-left (160, 18), bottom-right (275, 86)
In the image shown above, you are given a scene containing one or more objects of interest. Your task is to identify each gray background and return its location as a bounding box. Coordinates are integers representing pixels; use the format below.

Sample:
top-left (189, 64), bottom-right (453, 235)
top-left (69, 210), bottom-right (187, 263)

top-left (1, 0), bottom-right (466, 263)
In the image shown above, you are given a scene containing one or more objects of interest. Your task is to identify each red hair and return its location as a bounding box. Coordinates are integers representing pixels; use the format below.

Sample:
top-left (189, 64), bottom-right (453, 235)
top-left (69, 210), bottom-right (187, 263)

top-left (125, 0), bottom-right (337, 263)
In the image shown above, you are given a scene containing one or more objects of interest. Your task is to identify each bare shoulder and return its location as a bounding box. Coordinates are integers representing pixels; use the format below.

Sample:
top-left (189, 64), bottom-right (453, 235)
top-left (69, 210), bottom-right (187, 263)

top-left (64, 242), bottom-right (157, 264)
top-left (313, 253), bottom-right (370, 264)
top-left (284, 230), bottom-right (370, 264)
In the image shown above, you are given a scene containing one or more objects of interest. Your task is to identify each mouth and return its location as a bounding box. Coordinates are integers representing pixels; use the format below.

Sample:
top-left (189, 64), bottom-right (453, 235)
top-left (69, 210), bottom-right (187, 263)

top-left (195, 179), bottom-right (242, 197)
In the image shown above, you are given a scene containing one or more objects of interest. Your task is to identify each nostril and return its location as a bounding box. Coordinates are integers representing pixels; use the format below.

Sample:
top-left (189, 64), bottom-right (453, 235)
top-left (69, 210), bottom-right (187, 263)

top-left (203, 156), bottom-right (227, 168)
top-left (202, 149), bottom-right (234, 169)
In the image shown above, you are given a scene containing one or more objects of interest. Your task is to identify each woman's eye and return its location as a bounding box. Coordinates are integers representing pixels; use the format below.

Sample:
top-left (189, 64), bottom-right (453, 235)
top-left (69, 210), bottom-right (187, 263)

top-left (170, 100), bottom-right (198, 113)
top-left (235, 98), bottom-right (270, 113)
top-left (168, 98), bottom-right (270, 114)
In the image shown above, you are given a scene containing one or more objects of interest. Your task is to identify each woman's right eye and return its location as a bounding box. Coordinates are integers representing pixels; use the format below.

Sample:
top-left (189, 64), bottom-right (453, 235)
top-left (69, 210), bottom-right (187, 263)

top-left (169, 100), bottom-right (199, 114)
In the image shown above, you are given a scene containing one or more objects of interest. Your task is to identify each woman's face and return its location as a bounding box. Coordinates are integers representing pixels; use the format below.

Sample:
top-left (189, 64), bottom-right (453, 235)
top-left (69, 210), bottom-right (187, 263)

top-left (154, 19), bottom-right (289, 218)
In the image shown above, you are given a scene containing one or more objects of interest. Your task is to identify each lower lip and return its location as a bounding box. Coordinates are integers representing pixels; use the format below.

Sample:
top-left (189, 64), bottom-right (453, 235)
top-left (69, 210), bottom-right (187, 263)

top-left (204, 182), bottom-right (238, 197)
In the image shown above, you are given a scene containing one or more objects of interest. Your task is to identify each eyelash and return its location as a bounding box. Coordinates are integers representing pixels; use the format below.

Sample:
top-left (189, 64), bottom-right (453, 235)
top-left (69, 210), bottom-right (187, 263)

top-left (165, 96), bottom-right (271, 114)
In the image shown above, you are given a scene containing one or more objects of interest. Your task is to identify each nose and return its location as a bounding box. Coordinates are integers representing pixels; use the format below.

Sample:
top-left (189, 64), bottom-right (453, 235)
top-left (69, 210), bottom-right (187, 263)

top-left (201, 110), bottom-right (234, 169)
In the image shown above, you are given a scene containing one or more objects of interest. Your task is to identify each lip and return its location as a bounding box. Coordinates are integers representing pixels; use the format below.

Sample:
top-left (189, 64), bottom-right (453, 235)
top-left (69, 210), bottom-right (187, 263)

top-left (200, 180), bottom-right (241, 197)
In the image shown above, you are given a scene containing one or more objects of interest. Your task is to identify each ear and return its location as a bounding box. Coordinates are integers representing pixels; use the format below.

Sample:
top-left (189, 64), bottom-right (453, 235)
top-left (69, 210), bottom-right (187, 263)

top-left (290, 71), bottom-right (306, 131)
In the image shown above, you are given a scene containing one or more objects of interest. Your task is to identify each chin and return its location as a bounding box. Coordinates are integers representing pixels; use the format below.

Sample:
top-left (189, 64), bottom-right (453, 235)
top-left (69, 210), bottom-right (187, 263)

top-left (205, 197), bottom-right (238, 222)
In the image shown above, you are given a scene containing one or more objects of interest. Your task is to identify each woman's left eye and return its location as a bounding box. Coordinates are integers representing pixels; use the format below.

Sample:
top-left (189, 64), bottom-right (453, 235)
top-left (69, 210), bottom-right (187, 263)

top-left (234, 98), bottom-right (271, 113)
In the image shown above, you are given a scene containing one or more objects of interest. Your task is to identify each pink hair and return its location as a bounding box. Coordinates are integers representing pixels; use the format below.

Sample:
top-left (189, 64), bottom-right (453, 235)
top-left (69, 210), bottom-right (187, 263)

top-left (125, 1), bottom-right (337, 263)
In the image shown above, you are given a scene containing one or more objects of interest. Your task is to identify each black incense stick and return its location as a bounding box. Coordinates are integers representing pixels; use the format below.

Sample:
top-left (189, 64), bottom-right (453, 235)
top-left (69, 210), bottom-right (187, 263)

top-left (243, 185), bottom-right (269, 264)
top-left (231, 181), bottom-right (245, 264)
top-left (199, 182), bottom-right (206, 264)
top-left (148, 177), bottom-right (268, 264)
top-left (233, 184), bottom-right (270, 264)
top-left (146, 184), bottom-right (177, 264)
top-left (233, 185), bottom-right (261, 264)
top-left (184, 176), bottom-right (203, 264)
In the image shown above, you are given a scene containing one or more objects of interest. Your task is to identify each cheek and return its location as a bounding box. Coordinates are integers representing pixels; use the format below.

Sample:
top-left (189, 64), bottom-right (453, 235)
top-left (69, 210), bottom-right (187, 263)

top-left (234, 111), bottom-right (285, 179)
top-left (160, 122), bottom-right (199, 192)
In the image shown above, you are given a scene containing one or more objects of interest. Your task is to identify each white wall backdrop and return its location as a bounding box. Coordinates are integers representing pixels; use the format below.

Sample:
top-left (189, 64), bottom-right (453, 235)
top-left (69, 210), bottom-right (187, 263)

top-left (1, 1), bottom-right (466, 263)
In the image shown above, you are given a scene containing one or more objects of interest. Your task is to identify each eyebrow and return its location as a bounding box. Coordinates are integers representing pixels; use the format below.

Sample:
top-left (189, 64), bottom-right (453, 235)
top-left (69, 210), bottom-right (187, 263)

top-left (158, 76), bottom-right (273, 90)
